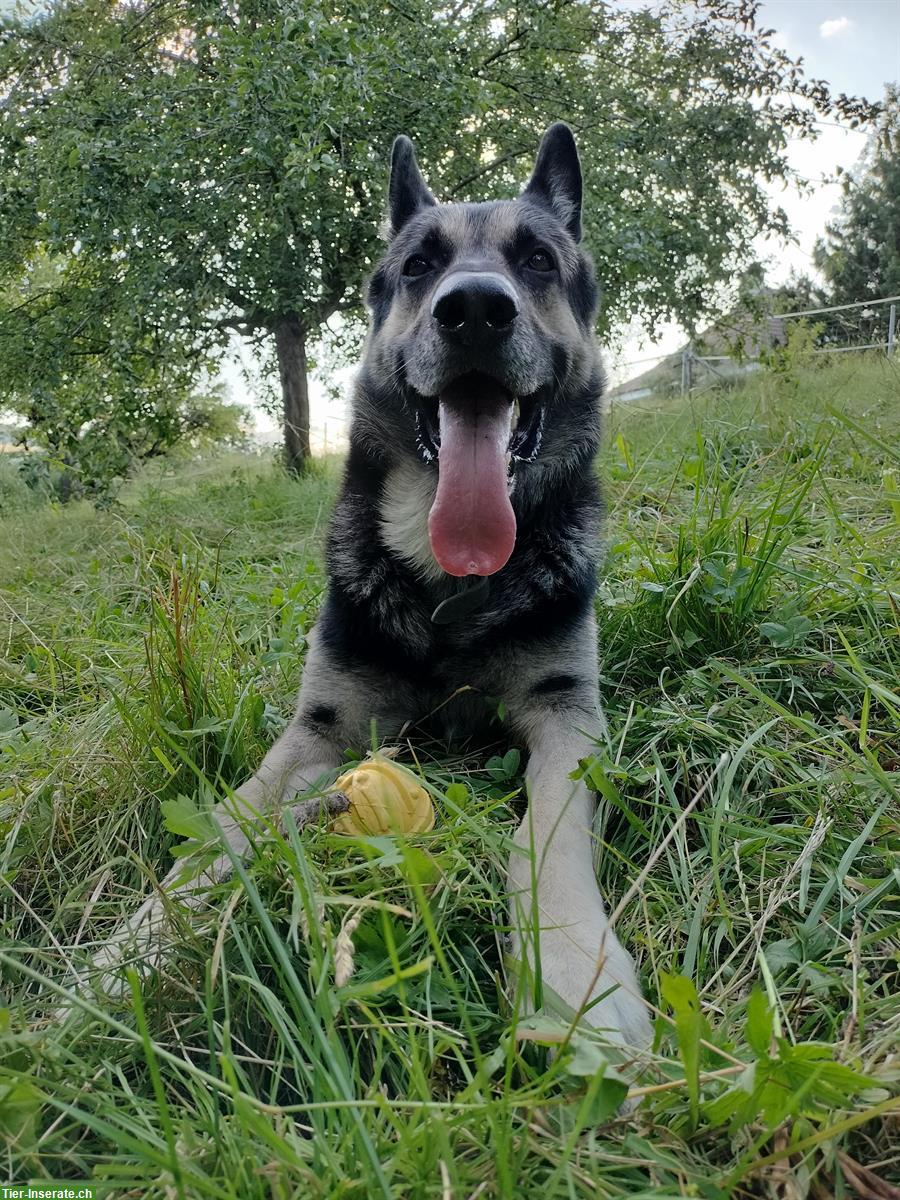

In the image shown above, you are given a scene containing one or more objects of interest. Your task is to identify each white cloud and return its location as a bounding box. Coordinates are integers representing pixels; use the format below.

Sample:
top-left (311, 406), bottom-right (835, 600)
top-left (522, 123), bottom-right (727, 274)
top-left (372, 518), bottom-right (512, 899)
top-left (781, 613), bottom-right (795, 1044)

top-left (819, 16), bottom-right (853, 39)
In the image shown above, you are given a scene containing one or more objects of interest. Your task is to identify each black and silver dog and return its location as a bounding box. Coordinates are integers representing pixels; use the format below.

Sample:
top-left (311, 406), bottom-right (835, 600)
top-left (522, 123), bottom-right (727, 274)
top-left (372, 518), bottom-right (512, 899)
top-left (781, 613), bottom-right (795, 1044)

top-left (94, 125), bottom-right (650, 1049)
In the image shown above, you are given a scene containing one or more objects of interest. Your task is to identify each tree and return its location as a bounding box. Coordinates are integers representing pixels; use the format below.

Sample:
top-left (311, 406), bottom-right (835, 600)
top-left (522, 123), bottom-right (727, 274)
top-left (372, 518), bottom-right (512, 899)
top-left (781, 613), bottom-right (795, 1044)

top-left (768, 274), bottom-right (826, 315)
top-left (18, 367), bottom-right (248, 503)
top-left (0, 0), bottom-right (876, 472)
top-left (0, 253), bottom-right (247, 498)
top-left (814, 85), bottom-right (900, 304)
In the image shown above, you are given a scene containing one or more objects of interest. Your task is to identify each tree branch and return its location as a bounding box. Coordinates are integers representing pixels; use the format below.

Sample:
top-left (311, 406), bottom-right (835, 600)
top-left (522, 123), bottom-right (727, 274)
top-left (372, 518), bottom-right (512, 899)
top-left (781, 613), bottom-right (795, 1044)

top-left (448, 147), bottom-right (533, 197)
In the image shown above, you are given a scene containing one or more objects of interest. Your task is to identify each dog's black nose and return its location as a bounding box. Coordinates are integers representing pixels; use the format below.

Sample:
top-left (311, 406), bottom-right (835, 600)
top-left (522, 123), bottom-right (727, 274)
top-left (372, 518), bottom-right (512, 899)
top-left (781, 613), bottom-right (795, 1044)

top-left (431, 271), bottom-right (519, 342)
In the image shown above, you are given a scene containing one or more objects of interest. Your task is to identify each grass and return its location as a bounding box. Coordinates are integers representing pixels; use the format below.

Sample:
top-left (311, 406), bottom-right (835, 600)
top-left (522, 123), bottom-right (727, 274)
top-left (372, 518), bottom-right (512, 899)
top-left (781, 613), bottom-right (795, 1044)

top-left (1, 353), bottom-right (898, 1197)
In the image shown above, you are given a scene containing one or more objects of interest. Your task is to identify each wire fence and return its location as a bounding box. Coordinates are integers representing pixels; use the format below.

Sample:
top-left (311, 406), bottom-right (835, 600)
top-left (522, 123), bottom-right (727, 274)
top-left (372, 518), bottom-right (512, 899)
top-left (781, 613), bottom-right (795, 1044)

top-left (611, 294), bottom-right (898, 402)
top-left (767, 294), bottom-right (899, 352)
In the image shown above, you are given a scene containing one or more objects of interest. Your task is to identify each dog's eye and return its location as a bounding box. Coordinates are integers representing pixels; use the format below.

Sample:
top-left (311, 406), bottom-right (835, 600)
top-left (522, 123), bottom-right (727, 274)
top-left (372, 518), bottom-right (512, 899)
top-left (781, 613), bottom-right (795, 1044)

top-left (526, 249), bottom-right (555, 273)
top-left (403, 256), bottom-right (432, 278)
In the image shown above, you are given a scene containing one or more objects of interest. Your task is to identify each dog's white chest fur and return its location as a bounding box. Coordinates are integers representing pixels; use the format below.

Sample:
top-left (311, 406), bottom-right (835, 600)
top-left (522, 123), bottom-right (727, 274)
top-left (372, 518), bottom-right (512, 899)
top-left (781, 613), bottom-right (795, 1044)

top-left (378, 462), bottom-right (445, 581)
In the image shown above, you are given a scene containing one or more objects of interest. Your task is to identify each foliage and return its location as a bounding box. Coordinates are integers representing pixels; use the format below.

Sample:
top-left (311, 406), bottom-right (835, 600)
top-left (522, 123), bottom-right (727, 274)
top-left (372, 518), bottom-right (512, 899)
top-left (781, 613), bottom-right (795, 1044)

top-left (0, 0), bottom-right (877, 470)
top-left (760, 317), bottom-right (826, 382)
top-left (768, 272), bottom-right (826, 315)
top-left (21, 372), bottom-right (248, 504)
top-left (815, 84), bottom-right (900, 303)
top-left (0, 455), bottom-right (41, 513)
top-left (0, 355), bottom-right (897, 1194)
top-left (1, 255), bottom-right (249, 499)
top-left (23, 377), bottom-right (247, 505)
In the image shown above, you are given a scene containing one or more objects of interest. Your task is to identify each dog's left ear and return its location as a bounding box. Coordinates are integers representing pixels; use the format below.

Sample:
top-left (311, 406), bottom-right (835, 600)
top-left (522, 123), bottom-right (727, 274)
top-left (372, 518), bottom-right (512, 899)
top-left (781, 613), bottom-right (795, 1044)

top-left (387, 136), bottom-right (436, 237)
top-left (523, 123), bottom-right (583, 242)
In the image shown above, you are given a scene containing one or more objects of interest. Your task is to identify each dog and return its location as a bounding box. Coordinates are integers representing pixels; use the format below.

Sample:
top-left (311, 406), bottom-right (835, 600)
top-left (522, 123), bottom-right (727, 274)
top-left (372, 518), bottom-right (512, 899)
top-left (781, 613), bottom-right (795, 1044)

top-left (86, 124), bottom-right (651, 1051)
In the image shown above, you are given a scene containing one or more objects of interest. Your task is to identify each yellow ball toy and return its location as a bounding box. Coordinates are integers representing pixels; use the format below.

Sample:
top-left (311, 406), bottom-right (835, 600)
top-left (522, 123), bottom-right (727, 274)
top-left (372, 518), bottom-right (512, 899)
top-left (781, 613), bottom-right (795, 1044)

top-left (330, 756), bottom-right (435, 836)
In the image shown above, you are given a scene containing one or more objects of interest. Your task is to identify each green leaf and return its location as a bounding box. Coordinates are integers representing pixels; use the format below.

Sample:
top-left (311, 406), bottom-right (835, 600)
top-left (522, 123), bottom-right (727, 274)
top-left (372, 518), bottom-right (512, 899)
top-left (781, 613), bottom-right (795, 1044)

top-left (486, 750), bottom-right (520, 781)
top-left (578, 1072), bottom-right (630, 1125)
top-left (151, 745), bottom-right (177, 776)
top-left (585, 760), bottom-right (621, 805)
top-left (398, 845), bottom-right (441, 887)
top-left (704, 1040), bottom-right (881, 1134)
top-left (160, 794), bottom-right (217, 842)
top-left (443, 782), bottom-right (468, 808)
top-left (745, 988), bottom-right (774, 1058)
top-left (0, 1079), bottom-right (43, 1145)
top-left (660, 972), bottom-right (705, 1128)
top-left (501, 747), bottom-right (521, 776)
top-left (566, 1035), bottom-right (607, 1077)
top-left (763, 936), bottom-right (801, 972)
top-left (339, 955), bottom-right (434, 999)
top-left (614, 432), bottom-right (634, 474)
top-left (760, 621), bottom-right (789, 646)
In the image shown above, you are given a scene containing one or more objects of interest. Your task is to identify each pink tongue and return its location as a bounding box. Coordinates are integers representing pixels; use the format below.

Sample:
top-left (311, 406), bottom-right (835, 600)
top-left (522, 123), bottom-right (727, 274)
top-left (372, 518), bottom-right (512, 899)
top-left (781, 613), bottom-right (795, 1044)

top-left (427, 382), bottom-right (516, 577)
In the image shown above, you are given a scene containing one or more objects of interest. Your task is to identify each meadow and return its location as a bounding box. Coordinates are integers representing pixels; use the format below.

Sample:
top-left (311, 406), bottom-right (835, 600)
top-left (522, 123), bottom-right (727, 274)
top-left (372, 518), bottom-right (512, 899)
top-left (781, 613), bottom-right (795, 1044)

top-left (0, 352), bottom-right (898, 1197)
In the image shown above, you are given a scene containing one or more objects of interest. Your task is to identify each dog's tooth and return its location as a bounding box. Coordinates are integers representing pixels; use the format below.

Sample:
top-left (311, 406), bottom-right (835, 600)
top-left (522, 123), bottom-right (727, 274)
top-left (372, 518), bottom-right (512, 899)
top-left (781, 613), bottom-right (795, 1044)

top-left (507, 400), bottom-right (520, 460)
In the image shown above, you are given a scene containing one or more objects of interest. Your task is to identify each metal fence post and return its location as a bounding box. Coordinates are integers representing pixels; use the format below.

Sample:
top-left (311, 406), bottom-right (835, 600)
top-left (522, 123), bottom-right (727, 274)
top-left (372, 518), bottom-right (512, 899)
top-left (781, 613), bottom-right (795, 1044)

top-left (888, 304), bottom-right (896, 357)
top-left (681, 347), bottom-right (692, 394)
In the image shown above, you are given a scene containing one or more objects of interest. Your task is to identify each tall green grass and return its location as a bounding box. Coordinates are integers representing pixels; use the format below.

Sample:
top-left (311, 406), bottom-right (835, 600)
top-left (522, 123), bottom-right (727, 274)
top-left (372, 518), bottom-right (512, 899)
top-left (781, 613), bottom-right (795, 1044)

top-left (1, 357), bottom-right (897, 1196)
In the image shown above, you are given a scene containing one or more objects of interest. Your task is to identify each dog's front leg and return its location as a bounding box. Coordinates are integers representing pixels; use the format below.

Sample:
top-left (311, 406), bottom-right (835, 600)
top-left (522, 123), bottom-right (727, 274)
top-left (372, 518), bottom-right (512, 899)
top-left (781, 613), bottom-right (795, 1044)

top-left (508, 711), bottom-right (651, 1048)
top-left (506, 667), bottom-right (651, 1049)
top-left (78, 629), bottom-right (399, 1003)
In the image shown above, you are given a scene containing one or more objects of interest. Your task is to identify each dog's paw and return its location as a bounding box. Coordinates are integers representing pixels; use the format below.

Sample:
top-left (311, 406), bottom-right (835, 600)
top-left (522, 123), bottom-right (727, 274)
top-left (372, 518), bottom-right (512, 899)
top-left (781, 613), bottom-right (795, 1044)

top-left (513, 922), bottom-right (653, 1053)
top-left (568, 936), bottom-right (653, 1052)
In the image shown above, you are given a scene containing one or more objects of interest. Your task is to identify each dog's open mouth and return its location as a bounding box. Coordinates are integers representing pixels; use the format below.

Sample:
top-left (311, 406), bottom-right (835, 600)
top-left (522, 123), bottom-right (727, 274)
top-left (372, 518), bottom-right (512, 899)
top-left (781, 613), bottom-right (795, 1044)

top-left (413, 371), bottom-right (546, 578)
top-left (414, 378), bottom-right (544, 467)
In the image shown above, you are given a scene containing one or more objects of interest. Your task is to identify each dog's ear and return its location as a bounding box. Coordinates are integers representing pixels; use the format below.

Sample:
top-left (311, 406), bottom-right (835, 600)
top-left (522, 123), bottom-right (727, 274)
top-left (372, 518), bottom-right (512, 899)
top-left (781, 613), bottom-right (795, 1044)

top-left (523, 123), bottom-right (583, 242)
top-left (387, 136), bottom-right (436, 237)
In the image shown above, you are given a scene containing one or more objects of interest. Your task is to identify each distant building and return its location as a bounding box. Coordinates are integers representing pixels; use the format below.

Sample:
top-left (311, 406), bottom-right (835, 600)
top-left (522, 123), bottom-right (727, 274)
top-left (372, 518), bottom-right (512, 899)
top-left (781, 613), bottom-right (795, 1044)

top-left (607, 292), bottom-right (783, 402)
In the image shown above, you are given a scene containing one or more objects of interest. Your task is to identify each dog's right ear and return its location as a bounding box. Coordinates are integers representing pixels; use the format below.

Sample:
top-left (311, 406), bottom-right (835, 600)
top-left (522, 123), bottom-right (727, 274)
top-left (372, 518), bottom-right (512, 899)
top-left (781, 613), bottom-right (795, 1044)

top-left (387, 136), bottom-right (436, 237)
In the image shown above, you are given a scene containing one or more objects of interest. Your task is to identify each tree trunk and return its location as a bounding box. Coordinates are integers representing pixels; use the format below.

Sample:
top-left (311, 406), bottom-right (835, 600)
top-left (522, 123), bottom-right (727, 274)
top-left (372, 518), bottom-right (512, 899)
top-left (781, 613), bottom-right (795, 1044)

top-left (274, 316), bottom-right (310, 474)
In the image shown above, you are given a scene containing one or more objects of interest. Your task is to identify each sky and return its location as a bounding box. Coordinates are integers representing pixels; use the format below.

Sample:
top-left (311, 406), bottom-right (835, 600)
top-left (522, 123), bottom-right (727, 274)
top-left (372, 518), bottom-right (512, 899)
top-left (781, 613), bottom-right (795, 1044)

top-left (732, 0), bottom-right (899, 286)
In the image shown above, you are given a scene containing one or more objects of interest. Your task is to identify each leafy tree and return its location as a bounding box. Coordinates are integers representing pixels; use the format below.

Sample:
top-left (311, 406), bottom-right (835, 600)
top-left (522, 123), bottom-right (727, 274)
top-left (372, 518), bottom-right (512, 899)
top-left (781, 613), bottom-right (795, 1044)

top-left (17, 351), bottom-right (248, 503)
top-left (768, 274), bottom-right (825, 316)
top-left (1, 255), bottom-right (247, 499)
top-left (814, 85), bottom-right (900, 304)
top-left (0, 0), bottom-right (876, 472)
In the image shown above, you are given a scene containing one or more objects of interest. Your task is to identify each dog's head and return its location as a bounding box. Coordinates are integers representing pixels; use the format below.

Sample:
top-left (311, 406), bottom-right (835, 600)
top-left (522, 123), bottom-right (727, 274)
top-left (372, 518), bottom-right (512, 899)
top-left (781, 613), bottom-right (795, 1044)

top-left (358, 124), bottom-right (602, 578)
